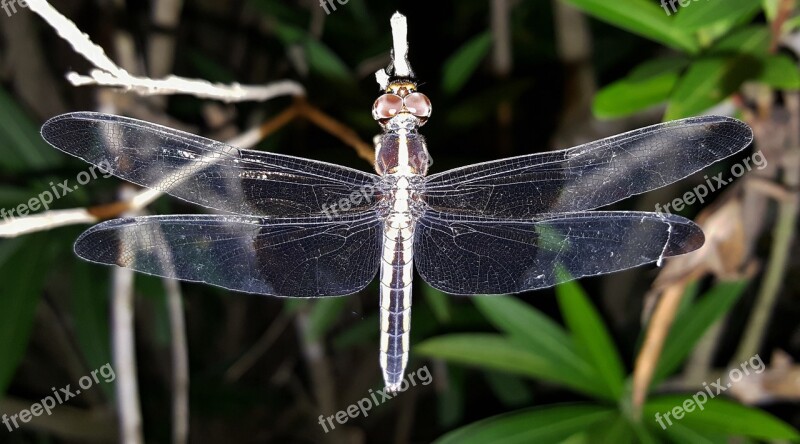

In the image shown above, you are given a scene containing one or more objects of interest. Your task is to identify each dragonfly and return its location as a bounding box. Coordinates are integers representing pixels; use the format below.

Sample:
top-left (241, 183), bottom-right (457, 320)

top-left (40, 35), bottom-right (753, 395)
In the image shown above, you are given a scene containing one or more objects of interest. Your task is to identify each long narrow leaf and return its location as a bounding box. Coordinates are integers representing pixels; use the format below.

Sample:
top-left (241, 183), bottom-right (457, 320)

top-left (0, 88), bottom-right (62, 172)
top-left (594, 57), bottom-right (688, 118)
top-left (665, 26), bottom-right (769, 119)
top-left (442, 31), bottom-right (492, 95)
top-left (564, 0), bottom-right (698, 53)
top-left (433, 403), bottom-right (616, 444)
top-left (0, 234), bottom-right (56, 396)
top-left (307, 297), bottom-right (349, 340)
top-left (423, 282), bottom-right (452, 323)
top-left (672, 0), bottom-right (761, 33)
top-left (71, 261), bottom-right (113, 399)
top-left (415, 334), bottom-right (609, 399)
top-left (556, 280), bottom-right (626, 400)
top-left (759, 55), bottom-right (800, 90)
top-left (656, 423), bottom-right (729, 444)
top-left (645, 395), bottom-right (799, 440)
top-left (473, 296), bottom-right (595, 385)
top-left (653, 280), bottom-right (749, 384)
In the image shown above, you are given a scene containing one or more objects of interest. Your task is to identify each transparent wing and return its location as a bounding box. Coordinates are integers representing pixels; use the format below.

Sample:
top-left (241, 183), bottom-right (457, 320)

top-left (75, 213), bottom-right (383, 297)
top-left (41, 112), bottom-right (381, 217)
top-left (414, 210), bottom-right (704, 295)
top-left (424, 116), bottom-right (753, 218)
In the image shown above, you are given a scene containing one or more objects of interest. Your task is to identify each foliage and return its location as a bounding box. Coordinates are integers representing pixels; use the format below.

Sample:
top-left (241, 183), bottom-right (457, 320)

top-left (418, 280), bottom-right (798, 442)
top-left (0, 0), bottom-right (798, 442)
top-left (566, 0), bottom-right (800, 119)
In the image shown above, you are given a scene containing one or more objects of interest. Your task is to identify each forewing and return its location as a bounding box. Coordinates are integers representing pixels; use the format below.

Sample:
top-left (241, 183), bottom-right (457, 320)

top-left (41, 112), bottom-right (380, 216)
top-left (414, 211), bottom-right (704, 295)
top-left (75, 213), bottom-right (382, 297)
top-left (424, 116), bottom-right (753, 217)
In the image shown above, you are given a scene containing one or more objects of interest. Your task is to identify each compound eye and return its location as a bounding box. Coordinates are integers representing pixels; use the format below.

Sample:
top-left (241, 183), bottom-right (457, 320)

top-left (373, 94), bottom-right (404, 120)
top-left (404, 92), bottom-right (432, 118)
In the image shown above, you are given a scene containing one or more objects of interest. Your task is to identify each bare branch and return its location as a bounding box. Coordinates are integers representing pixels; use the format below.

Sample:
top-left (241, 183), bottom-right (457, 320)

top-left (26, 0), bottom-right (305, 102)
top-left (375, 12), bottom-right (414, 89)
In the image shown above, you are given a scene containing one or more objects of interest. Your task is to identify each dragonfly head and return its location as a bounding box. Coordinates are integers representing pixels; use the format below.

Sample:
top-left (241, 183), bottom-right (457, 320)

top-left (372, 80), bottom-right (432, 132)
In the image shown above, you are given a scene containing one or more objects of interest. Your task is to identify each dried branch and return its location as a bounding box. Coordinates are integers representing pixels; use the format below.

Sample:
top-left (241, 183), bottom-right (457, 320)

top-left (111, 190), bottom-right (144, 443)
top-left (733, 93), bottom-right (800, 364)
top-left (26, 0), bottom-right (304, 102)
top-left (375, 12), bottom-right (414, 89)
top-left (631, 284), bottom-right (690, 416)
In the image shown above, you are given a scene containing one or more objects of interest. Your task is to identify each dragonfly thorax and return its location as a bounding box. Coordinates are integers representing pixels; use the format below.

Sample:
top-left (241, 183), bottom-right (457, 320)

top-left (373, 81), bottom-right (432, 176)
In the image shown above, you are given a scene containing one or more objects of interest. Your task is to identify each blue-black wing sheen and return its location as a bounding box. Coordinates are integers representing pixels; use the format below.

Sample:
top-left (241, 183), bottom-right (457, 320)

top-left (41, 112), bottom-right (380, 217)
top-left (74, 213), bottom-right (383, 297)
top-left (414, 211), bottom-right (704, 295)
top-left (423, 116), bottom-right (753, 218)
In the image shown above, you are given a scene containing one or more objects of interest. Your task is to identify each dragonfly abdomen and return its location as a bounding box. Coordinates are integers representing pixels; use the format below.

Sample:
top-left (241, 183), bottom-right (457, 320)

top-left (379, 176), bottom-right (416, 392)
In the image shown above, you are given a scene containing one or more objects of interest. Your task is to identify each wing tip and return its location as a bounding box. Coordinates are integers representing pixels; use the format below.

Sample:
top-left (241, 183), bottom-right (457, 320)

top-left (662, 216), bottom-right (705, 257)
top-left (74, 218), bottom-right (129, 266)
top-left (707, 115), bottom-right (754, 146)
top-left (41, 111), bottom-right (109, 149)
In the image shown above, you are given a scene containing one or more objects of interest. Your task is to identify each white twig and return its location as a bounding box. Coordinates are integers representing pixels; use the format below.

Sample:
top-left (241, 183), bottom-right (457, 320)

top-left (375, 12), bottom-right (414, 89)
top-left (0, 209), bottom-right (98, 237)
top-left (375, 70), bottom-right (390, 91)
top-left (0, 121), bottom-right (268, 239)
top-left (163, 278), bottom-right (188, 444)
top-left (390, 12), bottom-right (412, 77)
top-left (111, 191), bottom-right (144, 444)
top-left (26, 0), bottom-right (305, 102)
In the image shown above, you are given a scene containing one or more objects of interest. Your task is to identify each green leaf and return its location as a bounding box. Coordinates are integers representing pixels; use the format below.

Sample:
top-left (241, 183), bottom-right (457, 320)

top-left (785, 15), bottom-right (800, 32)
top-left (305, 39), bottom-right (353, 84)
top-left (708, 26), bottom-right (770, 56)
top-left (665, 26), bottom-right (768, 119)
top-left (761, 0), bottom-right (779, 22)
top-left (556, 280), bottom-right (626, 399)
top-left (433, 403), bottom-right (616, 444)
top-left (0, 234), bottom-right (57, 396)
top-left (307, 297), bottom-right (348, 340)
top-left (594, 57), bottom-right (688, 118)
top-left (672, 0), bottom-right (761, 33)
top-left (656, 422), bottom-right (728, 444)
top-left (442, 31), bottom-right (492, 95)
top-left (71, 261), bottom-right (112, 399)
top-left (274, 23), bottom-right (351, 83)
top-left (653, 280), bottom-right (748, 384)
top-left (484, 372), bottom-right (532, 407)
top-left (564, 0), bottom-right (699, 53)
top-left (645, 395), bottom-right (799, 440)
top-left (0, 186), bottom-right (37, 207)
top-left (422, 282), bottom-right (452, 323)
top-left (415, 334), bottom-right (608, 399)
top-left (438, 365), bottom-right (466, 428)
top-left (759, 55), bottom-right (800, 90)
top-left (584, 413), bottom-right (638, 444)
top-left (472, 296), bottom-right (593, 386)
top-left (0, 88), bottom-right (62, 172)
top-left (248, 0), bottom-right (306, 24)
